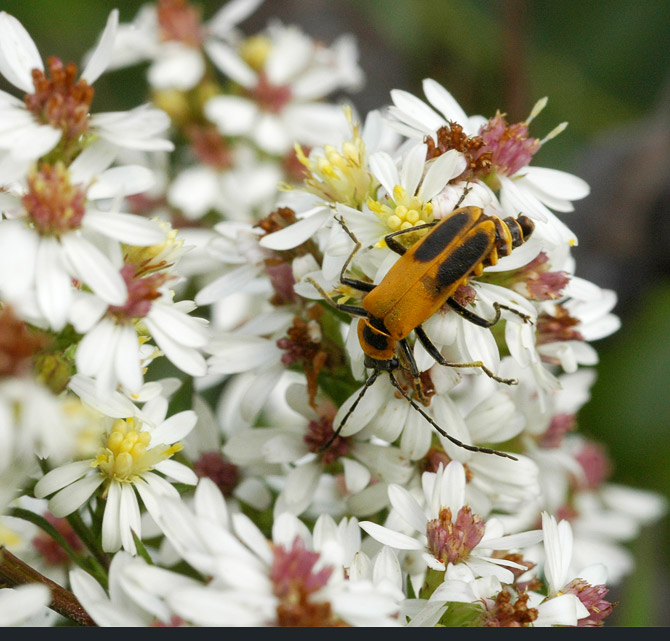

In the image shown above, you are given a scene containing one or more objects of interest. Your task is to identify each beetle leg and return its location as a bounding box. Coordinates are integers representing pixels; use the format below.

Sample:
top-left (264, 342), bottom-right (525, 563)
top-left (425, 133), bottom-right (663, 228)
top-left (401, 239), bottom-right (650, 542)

top-left (447, 298), bottom-right (533, 327)
top-left (413, 324), bottom-right (518, 385)
top-left (319, 369), bottom-right (380, 453)
top-left (332, 215), bottom-right (376, 293)
top-left (383, 222), bottom-right (437, 256)
top-left (305, 277), bottom-right (368, 317)
top-left (397, 338), bottom-right (433, 403)
top-left (387, 371), bottom-right (517, 460)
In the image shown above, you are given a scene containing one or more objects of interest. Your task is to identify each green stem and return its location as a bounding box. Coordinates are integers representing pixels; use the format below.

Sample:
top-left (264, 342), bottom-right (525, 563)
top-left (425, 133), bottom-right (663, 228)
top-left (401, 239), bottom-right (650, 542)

top-left (0, 546), bottom-right (96, 626)
top-left (65, 510), bottom-right (109, 575)
top-left (8, 507), bottom-right (82, 568)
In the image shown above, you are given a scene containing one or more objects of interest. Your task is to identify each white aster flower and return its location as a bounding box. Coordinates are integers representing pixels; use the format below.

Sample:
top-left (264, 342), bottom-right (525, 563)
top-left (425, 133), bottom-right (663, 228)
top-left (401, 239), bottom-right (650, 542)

top-left (168, 142), bottom-right (282, 222)
top-left (0, 162), bottom-right (165, 332)
top-left (360, 461), bottom-right (543, 595)
top-left (387, 78), bottom-right (589, 247)
top-left (222, 382), bottom-right (413, 518)
top-left (72, 261), bottom-right (209, 395)
top-left (70, 551), bottom-right (197, 626)
top-left (527, 512), bottom-right (613, 627)
top-left (0, 10), bottom-right (173, 182)
top-left (153, 479), bottom-right (403, 626)
top-left (105, 0), bottom-right (264, 91)
top-left (33, 409), bottom-right (198, 555)
top-left (205, 20), bottom-right (364, 155)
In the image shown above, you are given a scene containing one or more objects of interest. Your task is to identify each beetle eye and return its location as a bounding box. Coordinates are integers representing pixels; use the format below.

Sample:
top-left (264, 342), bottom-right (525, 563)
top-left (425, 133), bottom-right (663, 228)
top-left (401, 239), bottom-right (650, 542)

top-left (390, 358), bottom-right (399, 370)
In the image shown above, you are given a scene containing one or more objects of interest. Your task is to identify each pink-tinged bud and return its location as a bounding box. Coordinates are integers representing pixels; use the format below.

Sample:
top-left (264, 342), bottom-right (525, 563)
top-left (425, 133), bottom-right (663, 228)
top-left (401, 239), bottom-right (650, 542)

top-left (271, 537), bottom-right (338, 626)
top-left (108, 264), bottom-right (170, 320)
top-left (426, 506), bottom-right (485, 565)
top-left (479, 112), bottom-right (541, 177)
top-left (564, 578), bottom-right (614, 626)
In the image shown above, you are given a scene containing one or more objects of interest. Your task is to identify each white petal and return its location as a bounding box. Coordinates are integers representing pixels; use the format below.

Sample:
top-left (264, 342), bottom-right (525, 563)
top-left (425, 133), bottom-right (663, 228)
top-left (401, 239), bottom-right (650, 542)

top-left (61, 233), bottom-right (127, 305)
top-left (0, 584), bottom-right (50, 626)
top-left (34, 460), bottom-right (94, 498)
top-left (204, 95), bottom-right (258, 135)
top-left (522, 166), bottom-right (590, 203)
top-left (36, 236), bottom-right (72, 331)
top-left (369, 151), bottom-right (399, 197)
top-left (143, 316), bottom-right (207, 377)
top-left (387, 484), bottom-right (427, 533)
top-left (419, 149), bottom-right (467, 201)
top-left (49, 474), bottom-right (104, 517)
top-left (390, 89), bottom-right (444, 134)
top-left (258, 207), bottom-right (329, 250)
top-left (80, 9), bottom-right (118, 84)
top-left (343, 458), bottom-right (372, 494)
top-left (207, 0), bottom-right (265, 37)
top-left (68, 140), bottom-right (118, 183)
top-left (154, 459), bottom-right (198, 485)
top-left (87, 165), bottom-right (156, 199)
top-left (68, 373), bottom-right (136, 418)
top-left (0, 12), bottom-right (43, 92)
top-left (358, 521), bottom-right (424, 550)
top-left (115, 324), bottom-right (142, 393)
top-left (147, 303), bottom-right (208, 348)
top-left (118, 483), bottom-right (141, 554)
top-left (422, 79), bottom-right (472, 133)
top-left (400, 143), bottom-right (427, 197)
top-left (151, 410), bottom-right (197, 445)
top-left (204, 41), bottom-right (256, 87)
top-left (534, 593), bottom-right (589, 627)
top-left (195, 263), bottom-right (262, 306)
top-left (147, 44), bottom-right (204, 91)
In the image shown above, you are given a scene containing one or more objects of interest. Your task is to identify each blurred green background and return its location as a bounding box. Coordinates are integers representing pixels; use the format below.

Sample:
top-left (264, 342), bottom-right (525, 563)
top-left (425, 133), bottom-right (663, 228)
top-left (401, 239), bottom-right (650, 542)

top-left (2, 0), bottom-right (669, 626)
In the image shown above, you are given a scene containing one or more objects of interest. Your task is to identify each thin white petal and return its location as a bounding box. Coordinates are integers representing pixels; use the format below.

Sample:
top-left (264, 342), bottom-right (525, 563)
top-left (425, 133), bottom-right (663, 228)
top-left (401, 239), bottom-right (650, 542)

top-left (61, 233), bottom-right (127, 305)
top-left (151, 410), bottom-right (198, 445)
top-left (49, 474), bottom-right (104, 517)
top-left (0, 12), bottom-right (43, 92)
top-left (80, 9), bottom-right (118, 84)
top-left (388, 484), bottom-right (427, 533)
top-left (358, 521), bottom-right (424, 550)
top-left (101, 481), bottom-right (122, 553)
top-left (34, 460), bottom-right (94, 498)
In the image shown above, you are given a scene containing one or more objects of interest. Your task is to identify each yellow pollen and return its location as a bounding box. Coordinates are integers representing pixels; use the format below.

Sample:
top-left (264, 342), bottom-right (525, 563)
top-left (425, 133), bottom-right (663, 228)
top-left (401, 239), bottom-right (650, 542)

top-left (93, 418), bottom-right (179, 483)
top-left (294, 106), bottom-right (376, 208)
top-left (387, 215), bottom-right (401, 230)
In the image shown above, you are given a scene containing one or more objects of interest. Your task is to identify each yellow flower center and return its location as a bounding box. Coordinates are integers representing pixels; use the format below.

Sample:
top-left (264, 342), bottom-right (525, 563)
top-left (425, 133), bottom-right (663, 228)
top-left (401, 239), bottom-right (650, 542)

top-left (367, 185), bottom-right (434, 247)
top-left (92, 418), bottom-right (182, 484)
top-left (292, 106), bottom-right (377, 208)
top-left (123, 219), bottom-right (182, 277)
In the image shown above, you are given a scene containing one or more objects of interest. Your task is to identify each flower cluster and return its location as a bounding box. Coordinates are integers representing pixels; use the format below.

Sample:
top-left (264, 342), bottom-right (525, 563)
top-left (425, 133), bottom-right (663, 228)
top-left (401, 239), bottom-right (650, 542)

top-left (0, 0), bottom-right (665, 628)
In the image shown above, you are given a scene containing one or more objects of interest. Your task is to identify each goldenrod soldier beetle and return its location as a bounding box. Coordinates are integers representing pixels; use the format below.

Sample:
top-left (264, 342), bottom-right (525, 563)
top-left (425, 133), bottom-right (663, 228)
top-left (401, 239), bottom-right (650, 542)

top-left (307, 199), bottom-right (535, 460)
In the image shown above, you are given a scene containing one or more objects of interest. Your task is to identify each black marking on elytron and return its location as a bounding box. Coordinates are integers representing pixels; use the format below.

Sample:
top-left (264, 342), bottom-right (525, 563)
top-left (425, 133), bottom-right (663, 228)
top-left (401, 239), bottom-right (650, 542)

top-left (413, 211), bottom-right (472, 263)
top-left (434, 231), bottom-right (492, 291)
top-left (362, 322), bottom-right (393, 352)
top-left (368, 314), bottom-right (389, 334)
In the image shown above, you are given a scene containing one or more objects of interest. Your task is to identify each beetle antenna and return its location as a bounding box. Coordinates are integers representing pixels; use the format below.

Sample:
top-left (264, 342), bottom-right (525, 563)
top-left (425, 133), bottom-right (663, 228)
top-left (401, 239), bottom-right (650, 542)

top-left (319, 369), bottom-right (379, 453)
top-left (387, 371), bottom-right (518, 461)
